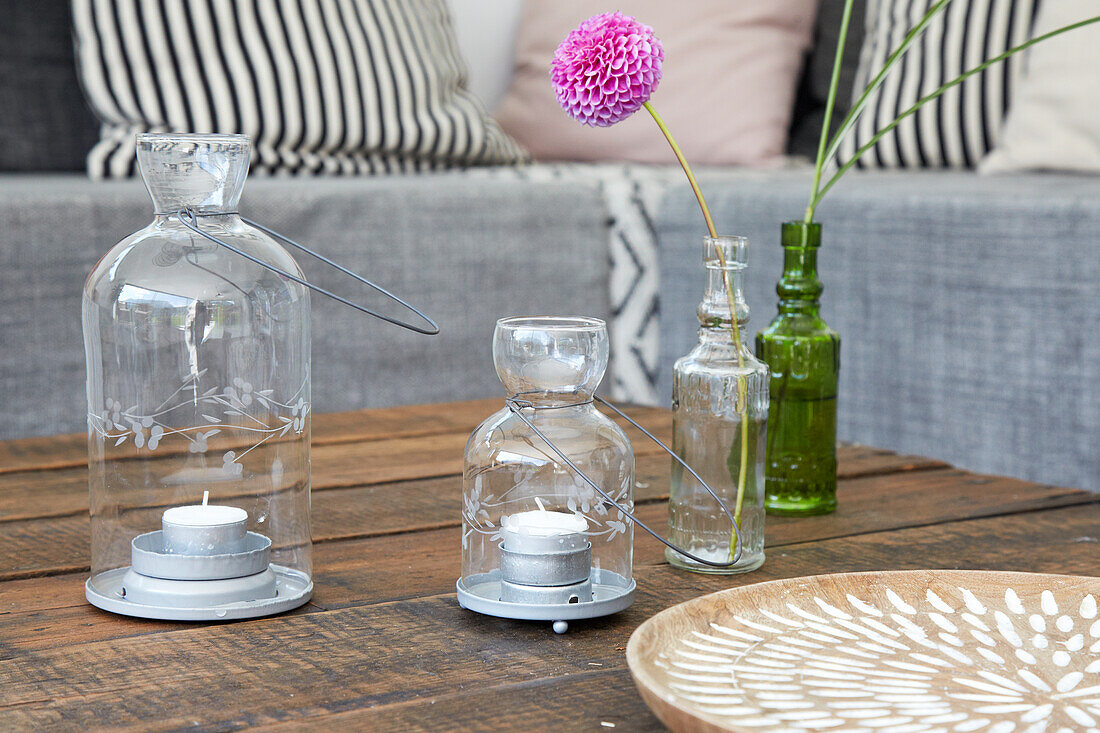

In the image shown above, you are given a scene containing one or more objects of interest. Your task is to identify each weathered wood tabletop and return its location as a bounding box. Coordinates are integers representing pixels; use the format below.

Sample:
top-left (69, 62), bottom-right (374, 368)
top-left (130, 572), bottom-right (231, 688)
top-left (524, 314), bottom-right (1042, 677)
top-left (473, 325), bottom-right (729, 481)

top-left (1, 399), bottom-right (1096, 731)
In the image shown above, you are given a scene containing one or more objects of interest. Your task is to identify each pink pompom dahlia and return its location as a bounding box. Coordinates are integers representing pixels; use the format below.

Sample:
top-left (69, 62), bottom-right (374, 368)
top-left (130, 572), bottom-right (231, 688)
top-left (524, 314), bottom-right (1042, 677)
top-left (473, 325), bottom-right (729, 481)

top-left (550, 12), bottom-right (664, 127)
top-left (550, 12), bottom-right (716, 238)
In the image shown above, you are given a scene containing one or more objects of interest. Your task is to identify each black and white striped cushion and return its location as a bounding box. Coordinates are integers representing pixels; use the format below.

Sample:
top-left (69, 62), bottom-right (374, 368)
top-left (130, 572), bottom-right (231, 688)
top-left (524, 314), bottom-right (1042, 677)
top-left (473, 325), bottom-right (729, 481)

top-left (838, 0), bottom-right (1039, 169)
top-left (72, 0), bottom-right (526, 178)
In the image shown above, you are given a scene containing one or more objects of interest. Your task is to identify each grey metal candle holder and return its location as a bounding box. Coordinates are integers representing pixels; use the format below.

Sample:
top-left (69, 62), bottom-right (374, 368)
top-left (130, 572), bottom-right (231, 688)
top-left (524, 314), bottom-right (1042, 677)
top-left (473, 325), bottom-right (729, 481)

top-left (456, 571), bottom-right (635, 633)
top-left (457, 540), bottom-right (634, 633)
top-left (85, 530), bottom-right (312, 621)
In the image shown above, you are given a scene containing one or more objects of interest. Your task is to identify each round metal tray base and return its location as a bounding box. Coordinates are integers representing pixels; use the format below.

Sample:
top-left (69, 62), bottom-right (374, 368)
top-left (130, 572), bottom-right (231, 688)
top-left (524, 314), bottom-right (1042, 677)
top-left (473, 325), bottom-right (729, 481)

top-left (86, 564), bottom-right (312, 621)
top-left (456, 570), bottom-right (635, 623)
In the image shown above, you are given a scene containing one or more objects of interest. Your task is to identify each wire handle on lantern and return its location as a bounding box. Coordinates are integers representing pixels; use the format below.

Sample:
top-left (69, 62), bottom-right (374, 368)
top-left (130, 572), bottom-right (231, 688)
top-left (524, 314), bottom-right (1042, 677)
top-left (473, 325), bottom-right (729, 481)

top-left (505, 394), bottom-right (742, 568)
top-left (175, 209), bottom-right (439, 335)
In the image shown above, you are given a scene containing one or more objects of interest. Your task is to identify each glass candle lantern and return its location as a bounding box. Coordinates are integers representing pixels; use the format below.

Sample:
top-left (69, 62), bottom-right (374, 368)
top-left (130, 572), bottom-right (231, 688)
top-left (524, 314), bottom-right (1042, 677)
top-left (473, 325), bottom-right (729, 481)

top-left (83, 134), bottom-right (312, 620)
top-left (457, 317), bottom-right (636, 632)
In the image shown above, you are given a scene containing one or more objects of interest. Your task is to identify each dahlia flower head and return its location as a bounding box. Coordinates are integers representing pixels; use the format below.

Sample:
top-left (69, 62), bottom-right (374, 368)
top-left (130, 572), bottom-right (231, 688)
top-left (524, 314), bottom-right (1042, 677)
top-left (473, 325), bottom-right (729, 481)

top-left (551, 12), bottom-right (664, 127)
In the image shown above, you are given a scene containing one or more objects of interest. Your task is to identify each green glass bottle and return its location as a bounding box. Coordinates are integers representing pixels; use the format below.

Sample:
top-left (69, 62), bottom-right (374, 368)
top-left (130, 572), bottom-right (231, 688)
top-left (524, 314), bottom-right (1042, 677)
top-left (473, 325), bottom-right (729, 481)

top-left (754, 221), bottom-right (840, 515)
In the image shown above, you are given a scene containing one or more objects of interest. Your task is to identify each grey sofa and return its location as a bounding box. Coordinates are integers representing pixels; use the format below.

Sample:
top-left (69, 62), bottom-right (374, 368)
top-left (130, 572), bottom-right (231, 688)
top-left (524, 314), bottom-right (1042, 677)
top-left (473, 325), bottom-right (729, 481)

top-left (2, 165), bottom-right (1098, 495)
top-left (0, 172), bottom-right (609, 439)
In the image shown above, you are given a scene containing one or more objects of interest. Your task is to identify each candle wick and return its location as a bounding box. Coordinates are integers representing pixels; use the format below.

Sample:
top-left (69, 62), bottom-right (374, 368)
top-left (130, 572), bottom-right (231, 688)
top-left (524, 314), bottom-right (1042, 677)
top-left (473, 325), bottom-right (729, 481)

top-left (202, 490), bottom-right (209, 506)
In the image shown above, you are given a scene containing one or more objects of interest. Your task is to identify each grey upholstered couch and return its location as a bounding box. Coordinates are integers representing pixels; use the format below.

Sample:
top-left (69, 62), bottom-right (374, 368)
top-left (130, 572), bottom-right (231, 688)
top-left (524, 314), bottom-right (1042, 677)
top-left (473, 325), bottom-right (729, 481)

top-left (2, 166), bottom-right (1098, 495)
top-left (0, 172), bottom-right (609, 438)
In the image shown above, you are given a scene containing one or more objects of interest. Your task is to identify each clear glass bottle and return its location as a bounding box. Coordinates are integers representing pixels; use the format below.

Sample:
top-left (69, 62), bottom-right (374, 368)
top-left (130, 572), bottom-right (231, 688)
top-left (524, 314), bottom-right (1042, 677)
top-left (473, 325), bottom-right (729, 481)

top-left (459, 317), bottom-right (635, 621)
top-left (83, 133), bottom-right (312, 618)
top-left (755, 221), bottom-right (840, 515)
top-left (667, 236), bottom-right (768, 574)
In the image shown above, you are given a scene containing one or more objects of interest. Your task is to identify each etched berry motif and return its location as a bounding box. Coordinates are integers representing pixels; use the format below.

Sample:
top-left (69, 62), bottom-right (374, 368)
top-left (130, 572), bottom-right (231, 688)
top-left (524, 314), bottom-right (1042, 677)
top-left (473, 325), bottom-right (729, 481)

top-left (88, 369), bottom-right (309, 470)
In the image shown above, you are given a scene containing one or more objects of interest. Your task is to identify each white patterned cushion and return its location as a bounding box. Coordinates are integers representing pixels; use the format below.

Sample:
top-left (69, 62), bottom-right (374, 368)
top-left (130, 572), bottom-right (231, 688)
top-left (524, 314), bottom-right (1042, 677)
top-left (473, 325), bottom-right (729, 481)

top-left (72, 0), bottom-right (526, 177)
top-left (839, 0), bottom-right (1038, 169)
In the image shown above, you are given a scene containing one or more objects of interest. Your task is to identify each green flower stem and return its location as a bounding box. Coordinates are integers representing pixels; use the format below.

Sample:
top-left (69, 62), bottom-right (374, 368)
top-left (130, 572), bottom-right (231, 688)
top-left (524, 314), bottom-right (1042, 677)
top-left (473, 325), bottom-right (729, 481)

top-left (806, 0), bottom-right (952, 222)
top-left (810, 14), bottom-right (1100, 210)
top-left (644, 102), bottom-right (717, 239)
top-left (644, 100), bottom-right (746, 554)
top-left (714, 245), bottom-right (750, 535)
top-left (807, 0), bottom-right (856, 223)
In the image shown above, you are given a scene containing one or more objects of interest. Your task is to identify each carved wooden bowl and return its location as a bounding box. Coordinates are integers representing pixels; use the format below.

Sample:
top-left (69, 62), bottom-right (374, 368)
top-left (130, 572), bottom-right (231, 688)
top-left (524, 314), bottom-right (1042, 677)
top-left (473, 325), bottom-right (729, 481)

top-left (627, 570), bottom-right (1100, 732)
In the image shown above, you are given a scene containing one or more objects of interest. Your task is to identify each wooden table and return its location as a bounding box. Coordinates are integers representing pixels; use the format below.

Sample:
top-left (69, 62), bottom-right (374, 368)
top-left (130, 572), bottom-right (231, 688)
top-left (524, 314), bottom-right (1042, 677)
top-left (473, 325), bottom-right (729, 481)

top-left (1, 400), bottom-right (1096, 731)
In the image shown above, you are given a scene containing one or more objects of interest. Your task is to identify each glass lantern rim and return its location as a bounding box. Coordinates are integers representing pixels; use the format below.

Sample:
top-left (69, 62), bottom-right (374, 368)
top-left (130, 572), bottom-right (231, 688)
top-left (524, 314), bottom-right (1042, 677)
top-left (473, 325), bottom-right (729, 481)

top-left (136, 132), bottom-right (251, 147)
top-left (703, 235), bottom-right (748, 271)
top-left (495, 315), bottom-right (606, 333)
top-left (703, 234), bottom-right (748, 245)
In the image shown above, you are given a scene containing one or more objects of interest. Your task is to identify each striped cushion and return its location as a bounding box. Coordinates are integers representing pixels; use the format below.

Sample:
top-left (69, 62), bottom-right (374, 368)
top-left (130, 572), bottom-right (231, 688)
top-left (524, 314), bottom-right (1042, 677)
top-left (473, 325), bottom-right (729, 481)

top-left (838, 0), bottom-right (1038, 169)
top-left (72, 0), bottom-right (526, 178)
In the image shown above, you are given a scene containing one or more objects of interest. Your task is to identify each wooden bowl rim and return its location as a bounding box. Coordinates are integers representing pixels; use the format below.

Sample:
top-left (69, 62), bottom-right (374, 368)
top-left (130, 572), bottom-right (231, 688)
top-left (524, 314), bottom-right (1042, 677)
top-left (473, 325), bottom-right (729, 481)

top-left (626, 569), bottom-right (1100, 732)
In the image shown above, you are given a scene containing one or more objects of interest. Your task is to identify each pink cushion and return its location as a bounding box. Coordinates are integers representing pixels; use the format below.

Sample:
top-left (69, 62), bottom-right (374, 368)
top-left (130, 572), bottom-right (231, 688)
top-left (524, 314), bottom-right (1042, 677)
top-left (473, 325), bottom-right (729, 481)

top-left (495, 0), bottom-right (817, 166)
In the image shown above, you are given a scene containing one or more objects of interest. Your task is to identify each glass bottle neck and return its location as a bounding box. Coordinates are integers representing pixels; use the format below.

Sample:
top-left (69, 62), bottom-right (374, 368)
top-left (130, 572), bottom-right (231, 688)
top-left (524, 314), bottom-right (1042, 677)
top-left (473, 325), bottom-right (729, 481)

top-left (698, 323), bottom-right (748, 348)
top-left (153, 211), bottom-right (241, 223)
top-left (137, 133), bottom-right (249, 217)
top-left (776, 221), bottom-right (823, 315)
top-left (150, 212), bottom-right (242, 255)
top-left (699, 265), bottom-right (749, 334)
top-left (696, 235), bottom-right (751, 349)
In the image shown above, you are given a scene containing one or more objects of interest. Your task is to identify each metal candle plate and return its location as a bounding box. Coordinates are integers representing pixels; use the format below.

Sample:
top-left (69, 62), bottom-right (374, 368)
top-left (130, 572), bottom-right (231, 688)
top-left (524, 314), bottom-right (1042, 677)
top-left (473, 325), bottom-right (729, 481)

top-left (456, 569), bottom-right (635, 623)
top-left (85, 565), bottom-right (312, 622)
top-left (85, 528), bottom-right (311, 621)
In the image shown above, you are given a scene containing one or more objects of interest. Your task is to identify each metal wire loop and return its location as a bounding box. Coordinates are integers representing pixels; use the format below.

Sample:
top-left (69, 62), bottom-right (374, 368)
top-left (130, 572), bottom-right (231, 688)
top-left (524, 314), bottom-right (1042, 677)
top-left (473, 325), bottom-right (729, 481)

top-left (505, 394), bottom-right (742, 568)
top-left (174, 208), bottom-right (439, 335)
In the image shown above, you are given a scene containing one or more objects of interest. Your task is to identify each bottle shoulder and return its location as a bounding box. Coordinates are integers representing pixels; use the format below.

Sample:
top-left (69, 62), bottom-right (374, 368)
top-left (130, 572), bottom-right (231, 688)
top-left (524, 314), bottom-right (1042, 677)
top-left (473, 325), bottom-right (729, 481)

top-left (84, 218), bottom-right (309, 308)
top-left (465, 406), bottom-right (512, 452)
top-left (675, 339), bottom-right (769, 378)
top-left (756, 312), bottom-right (839, 342)
top-left (672, 359), bottom-right (770, 417)
top-left (465, 404), bottom-right (632, 463)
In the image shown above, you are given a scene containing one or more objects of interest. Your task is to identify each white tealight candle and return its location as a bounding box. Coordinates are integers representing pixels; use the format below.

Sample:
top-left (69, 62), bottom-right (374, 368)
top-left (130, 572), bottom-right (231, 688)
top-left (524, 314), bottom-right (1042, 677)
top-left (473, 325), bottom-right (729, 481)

top-left (522, 357), bottom-right (583, 387)
top-left (162, 491), bottom-right (248, 555)
top-left (502, 508), bottom-right (589, 554)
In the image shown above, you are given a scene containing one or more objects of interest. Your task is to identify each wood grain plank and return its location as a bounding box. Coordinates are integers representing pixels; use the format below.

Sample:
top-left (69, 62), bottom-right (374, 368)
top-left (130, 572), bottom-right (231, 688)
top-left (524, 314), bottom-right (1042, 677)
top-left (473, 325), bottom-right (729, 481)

top-left (0, 399), bottom-right (492, 475)
top-left (0, 400), bottom-right (672, 477)
top-left (0, 439), bottom-right (947, 526)
top-left (3, 497), bottom-right (1097, 657)
top-left (0, 412), bottom-right (945, 532)
top-left (0, 574), bottom-right (87, 616)
top-left (0, 409), bottom-right (674, 525)
top-left (0, 432), bottom-right (474, 524)
top-left (262, 669), bottom-right (657, 733)
top-left (308, 494), bottom-right (1100, 612)
top-left (1, 503), bottom-right (1097, 730)
top-left (0, 433), bottom-right (87, 477)
top-left (836, 442), bottom-right (949, 478)
top-left (0, 461), bottom-right (1087, 582)
top-left (0, 406), bottom-right (948, 530)
top-left (0, 440), bottom-right (948, 527)
top-left (0, 435), bottom-right (475, 525)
